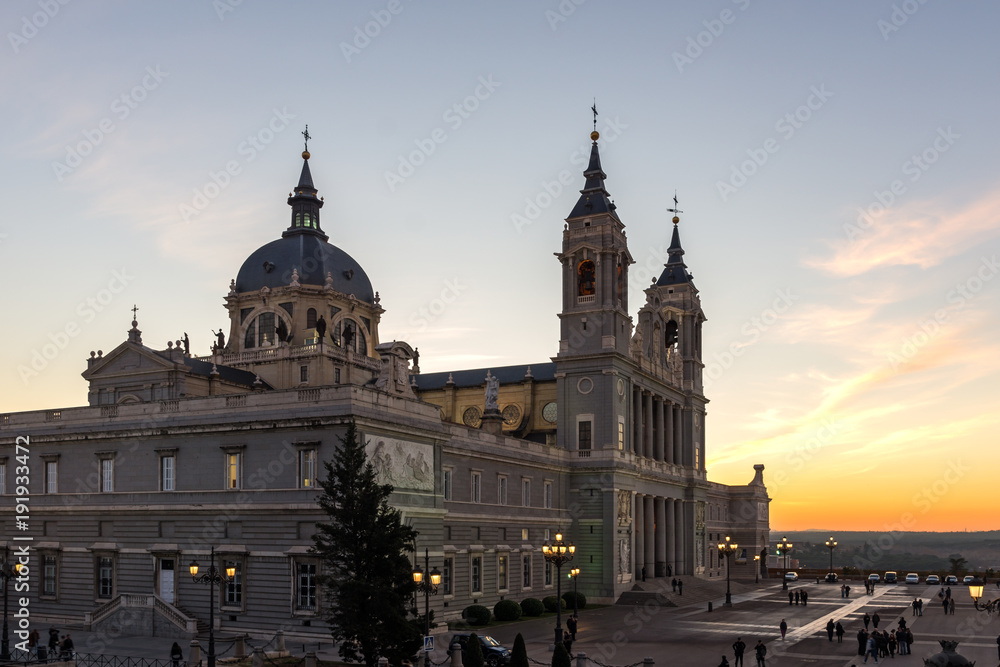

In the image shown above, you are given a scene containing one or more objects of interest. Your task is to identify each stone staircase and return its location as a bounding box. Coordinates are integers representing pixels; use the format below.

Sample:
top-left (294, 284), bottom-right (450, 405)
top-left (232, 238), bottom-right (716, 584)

top-left (616, 577), bottom-right (760, 607)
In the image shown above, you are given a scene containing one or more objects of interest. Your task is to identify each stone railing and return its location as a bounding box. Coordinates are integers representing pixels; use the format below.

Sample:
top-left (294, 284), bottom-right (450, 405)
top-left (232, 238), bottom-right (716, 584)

top-left (85, 594), bottom-right (197, 634)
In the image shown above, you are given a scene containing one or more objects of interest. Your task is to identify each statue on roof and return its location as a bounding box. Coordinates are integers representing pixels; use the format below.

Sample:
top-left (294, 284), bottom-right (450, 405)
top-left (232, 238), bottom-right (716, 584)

top-left (484, 371), bottom-right (499, 412)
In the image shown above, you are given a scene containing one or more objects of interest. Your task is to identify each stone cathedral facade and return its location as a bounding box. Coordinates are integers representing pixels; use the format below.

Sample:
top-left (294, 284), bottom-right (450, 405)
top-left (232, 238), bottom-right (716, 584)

top-left (0, 130), bottom-right (769, 640)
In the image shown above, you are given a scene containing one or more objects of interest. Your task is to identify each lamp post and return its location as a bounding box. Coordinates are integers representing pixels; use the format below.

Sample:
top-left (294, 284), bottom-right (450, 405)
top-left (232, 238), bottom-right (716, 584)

top-left (542, 533), bottom-right (575, 646)
top-left (825, 536), bottom-right (837, 579)
top-left (190, 546), bottom-right (237, 667)
top-left (717, 536), bottom-right (738, 606)
top-left (412, 549), bottom-right (442, 650)
top-left (569, 567), bottom-right (580, 617)
top-left (777, 537), bottom-right (793, 590)
top-left (969, 579), bottom-right (999, 614)
top-left (1, 547), bottom-right (24, 661)
top-left (754, 555), bottom-right (760, 584)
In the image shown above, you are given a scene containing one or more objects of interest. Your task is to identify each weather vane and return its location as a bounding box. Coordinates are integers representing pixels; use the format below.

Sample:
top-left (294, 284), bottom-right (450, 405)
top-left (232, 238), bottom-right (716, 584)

top-left (591, 99), bottom-right (598, 132)
top-left (667, 191), bottom-right (683, 223)
top-left (302, 125), bottom-right (311, 153)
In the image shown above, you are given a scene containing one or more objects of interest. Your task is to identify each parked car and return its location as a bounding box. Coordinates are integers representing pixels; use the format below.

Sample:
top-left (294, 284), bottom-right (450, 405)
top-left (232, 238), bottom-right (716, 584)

top-left (926, 574), bottom-right (940, 585)
top-left (784, 571), bottom-right (799, 582)
top-left (825, 572), bottom-right (838, 583)
top-left (449, 634), bottom-right (512, 667)
top-left (905, 573), bottom-right (920, 584)
top-left (963, 575), bottom-right (976, 585)
top-left (868, 573), bottom-right (880, 583)
top-left (945, 575), bottom-right (959, 585)
top-left (884, 571), bottom-right (898, 584)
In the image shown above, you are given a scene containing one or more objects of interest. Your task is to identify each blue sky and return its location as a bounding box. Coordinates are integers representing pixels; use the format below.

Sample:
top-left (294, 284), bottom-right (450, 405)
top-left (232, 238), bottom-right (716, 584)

top-left (3, 1), bottom-right (999, 529)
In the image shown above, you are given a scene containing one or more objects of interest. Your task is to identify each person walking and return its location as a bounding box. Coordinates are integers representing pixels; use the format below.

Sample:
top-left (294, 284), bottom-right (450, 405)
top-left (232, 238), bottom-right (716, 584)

top-left (835, 621), bottom-right (845, 643)
top-left (671, 577), bottom-right (677, 593)
top-left (28, 629), bottom-right (40, 656)
top-left (677, 579), bottom-right (683, 595)
top-left (732, 637), bottom-right (746, 667)
top-left (949, 597), bottom-right (955, 615)
top-left (845, 584), bottom-right (851, 598)
top-left (912, 598), bottom-right (919, 616)
top-left (857, 628), bottom-right (869, 656)
top-left (826, 619), bottom-right (835, 641)
top-left (942, 596), bottom-right (949, 614)
top-left (779, 619), bottom-right (787, 640)
top-left (794, 590), bottom-right (800, 605)
top-left (888, 632), bottom-right (897, 658)
top-left (788, 591), bottom-right (794, 605)
top-left (60, 634), bottom-right (74, 660)
top-left (863, 612), bottom-right (871, 630)
top-left (754, 640), bottom-right (767, 667)
top-left (864, 634), bottom-right (879, 664)
top-left (917, 598), bottom-right (923, 615)
top-left (872, 611), bottom-right (880, 629)
top-left (566, 615), bottom-right (578, 640)
top-left (48, 627), bottom-right (59, 654)
top-left (170, 642), bottom-right (184, 667)
top-left (800, 589), bottom-right (808, 606)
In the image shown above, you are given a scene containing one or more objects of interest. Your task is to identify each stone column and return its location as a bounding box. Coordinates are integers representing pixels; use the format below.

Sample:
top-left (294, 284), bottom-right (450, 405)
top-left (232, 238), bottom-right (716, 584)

top-left (654, 497), bottom-right (667, 577)
top-left (644, 495), bottom-right (655, 580)
top-left (666, 498), bottom-right (676, 576)
top-left (674, 499), bottom-right (685, 575)
top-left (654, 398), bottom-right (665, 461)
top-left (665, 402), bottom-right (674, 464)
top-left (643, 392), bottom-right (653, 458)
top-left (634, 494), bottom-right (645, 580)
top-left (633, 388), bottom-right (643, 455)
top-left (673, 405), bottom-right (683, 465)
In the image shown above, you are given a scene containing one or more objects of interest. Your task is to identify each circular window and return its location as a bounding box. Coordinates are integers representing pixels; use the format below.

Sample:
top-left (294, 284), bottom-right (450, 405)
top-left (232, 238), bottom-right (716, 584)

top-left (462, 406), bottom-right (482, 428)
top-left (577, 377), bottom-right (594, 394)
top-left (542, 402), bottom-right (558, 423)
top-left (617, 378), bottom-right (625, 397)
top-left (501, 404), bottom-right (521, 426)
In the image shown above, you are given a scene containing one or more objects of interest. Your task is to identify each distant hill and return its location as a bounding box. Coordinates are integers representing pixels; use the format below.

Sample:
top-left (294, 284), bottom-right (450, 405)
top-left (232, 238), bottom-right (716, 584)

top-left (769, 530), bottom-right (1000, 572)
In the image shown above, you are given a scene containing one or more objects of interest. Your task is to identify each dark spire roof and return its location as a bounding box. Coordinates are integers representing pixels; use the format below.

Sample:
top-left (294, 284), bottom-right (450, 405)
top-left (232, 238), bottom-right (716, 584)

top-left (566, 130), bottom-right (620, 221)
top-left (284, 131), bottom-right (326, 240)
top-left (656, 208), bottom-right (694, 287)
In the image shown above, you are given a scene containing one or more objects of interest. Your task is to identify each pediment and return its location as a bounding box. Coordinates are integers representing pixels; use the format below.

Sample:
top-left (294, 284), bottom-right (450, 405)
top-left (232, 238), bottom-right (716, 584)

top-left (81, 342), bottom-right (179, 381)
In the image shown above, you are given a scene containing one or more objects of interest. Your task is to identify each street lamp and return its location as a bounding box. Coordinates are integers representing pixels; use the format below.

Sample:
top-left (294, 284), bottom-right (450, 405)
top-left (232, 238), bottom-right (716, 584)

top-left (189, 546), bottom-right (237, 667)
top-left (825, 536), bottom-right (837, 579)
top-left (969, 579), bottom-right (999, 614)
top-left (541, 532), bottom-right (575, 646)
top-left (754, 555), bottom-right (760, 584)
top-left (569, 568), bottom-right (581, 617)
top-left (717, 536), bottom-right (738, 606)
top-left (412, 549), bottom-right (442, 648)
top-left (777, 537), bottom-right (793, 590)
top-left (1, 547), bottom-right (25, 661)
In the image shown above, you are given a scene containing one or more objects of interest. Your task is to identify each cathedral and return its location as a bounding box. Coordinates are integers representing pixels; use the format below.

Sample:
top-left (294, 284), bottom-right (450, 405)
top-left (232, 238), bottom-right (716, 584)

top-left (0, 127), bottom-right (770, 640)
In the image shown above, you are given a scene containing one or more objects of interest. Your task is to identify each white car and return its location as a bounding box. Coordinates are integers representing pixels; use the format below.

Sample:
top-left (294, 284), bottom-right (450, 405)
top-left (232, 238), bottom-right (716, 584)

top-left (868, 573), bottom-right (880, 583)
top-left (905, 573), bottom-right (920, 584)
top-left (784, 571), bottom-right (799, 582)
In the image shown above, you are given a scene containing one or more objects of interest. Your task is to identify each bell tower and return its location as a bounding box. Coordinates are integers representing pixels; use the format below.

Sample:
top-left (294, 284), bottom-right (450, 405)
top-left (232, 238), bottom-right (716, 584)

top-left (555, 128), bottom-right (634, 359)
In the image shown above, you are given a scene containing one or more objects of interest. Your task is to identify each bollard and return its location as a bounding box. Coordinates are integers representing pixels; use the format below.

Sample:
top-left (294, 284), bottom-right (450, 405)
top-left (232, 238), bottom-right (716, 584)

top-left (234, 635), bottom-right (246, 659)
top-left (305, 652), bottom-right (317, 667)
top-left (379, 658), bottom-right (389, 667)
top-left (276, 630), bottom-right (286, 652)
top-left (189, 640), bottom-right (201, 667)
top-left (708, 601), bottom-right (713, 612)
top-left (451, 642), bottom-right (464, 667)
top-left (576, 652), bottom-right (587, 667)
top-left (643, 658), bottom-right (654, 667)
top-left (252, 647), bottom-right (264, 667)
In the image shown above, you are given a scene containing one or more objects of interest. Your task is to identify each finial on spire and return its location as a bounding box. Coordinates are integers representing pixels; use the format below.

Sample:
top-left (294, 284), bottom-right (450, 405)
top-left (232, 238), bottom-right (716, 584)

top-left (590, 99), bottom-right (599, 141)
top-left (301, 125), bottom-right (311, 159)
top-left (667, 191), bottom-right (683, 225)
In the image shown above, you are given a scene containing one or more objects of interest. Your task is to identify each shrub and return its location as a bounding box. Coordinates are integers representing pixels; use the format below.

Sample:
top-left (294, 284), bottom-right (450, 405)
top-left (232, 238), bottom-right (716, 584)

top-left (561, 590), bottom-right (587, 610)
top-left (494, 599), bottom-right (522, 622)
top-left (542, 595), bottom-right (565, 613)
top-left (463, 604), bottom-right (492, 626)
top-left (465, 632), bottom-right (485, 667)
top-left (510, 633), bottom-right (529, 667)
top-left (520, 597), bottom-right (545, 617)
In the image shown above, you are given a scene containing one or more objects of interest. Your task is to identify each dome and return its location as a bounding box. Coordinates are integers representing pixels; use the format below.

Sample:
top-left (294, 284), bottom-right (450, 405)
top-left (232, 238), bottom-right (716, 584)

top-left (235, 233), bottom-right (375, 303)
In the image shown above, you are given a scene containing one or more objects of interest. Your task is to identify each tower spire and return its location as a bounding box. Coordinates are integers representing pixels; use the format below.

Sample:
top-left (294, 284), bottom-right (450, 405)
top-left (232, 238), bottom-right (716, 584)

top-left (566, 106), bottom-right (617, 220)
top-left (658, 192), bottom-right (693, 286)
top-left (284, 127), bottom-right (326, 240)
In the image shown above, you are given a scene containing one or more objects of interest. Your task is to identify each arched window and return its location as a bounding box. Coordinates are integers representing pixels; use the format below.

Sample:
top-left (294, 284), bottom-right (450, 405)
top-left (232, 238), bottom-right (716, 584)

top-left (306, 308), bottom-right (317, 329)
top-left (244, 312), bottom-right (284, 349)
top-left (665, 320), bottom-right (678, 348)
top-left (577, 260), bottom-right (596, 296)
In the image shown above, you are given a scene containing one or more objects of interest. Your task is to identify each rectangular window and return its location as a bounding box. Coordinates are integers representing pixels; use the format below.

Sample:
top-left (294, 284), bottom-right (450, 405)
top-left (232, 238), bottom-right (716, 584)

top-left (498, 554), bottom-right (508, 591)
top-left (471, 555), bottom-right (482, 593)
top-left (161, 455), bottom-right (175, 491)
top-left (471, 472), bottom-right (481, 503)
top-left (443, 468), bottom-right (453, 501)
top-left (521, 528), bottom-right (529, 541)
top-left (522, 554), bottom-right (531, 589)
top-left (544, 481), bottom-right (553, 509)
top-left (296, 562), bottom-right (317, 610)
top-left (98, 557), bottom-right (114, 599)
top-left (300, 365), bottom-right (309, 383)
top-left (45, 461), bottom-right (58, 494)
top-left (522, 478), bottom-right (530, 506)
top-left (545, 561), bottom-right (552, 586)
top-left (442, 556), bottom-right (453, 595)
top-left (334, 368), bottom-right (341, 384)
top-left (43, 555), bottom-right (57, 596)
top-left (618, 420), bottom-right (625, 450)
top-left (497, 475), bottom-right (507, 505)
top-left (226, 453), bottom-right (242, 490)
top-left (225, 560), bottom-right (243, 606)
top-left (578, 420), bottom-right (592, 450)
top-left (101, 458), bottom-right (114, 492)
top-left (299, 449), bottom-right (317, 488)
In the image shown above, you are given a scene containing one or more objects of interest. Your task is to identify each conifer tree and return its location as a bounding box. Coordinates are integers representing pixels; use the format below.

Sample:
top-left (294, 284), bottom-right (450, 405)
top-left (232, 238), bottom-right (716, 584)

top-left (312, 420), bottom-right (421, 666)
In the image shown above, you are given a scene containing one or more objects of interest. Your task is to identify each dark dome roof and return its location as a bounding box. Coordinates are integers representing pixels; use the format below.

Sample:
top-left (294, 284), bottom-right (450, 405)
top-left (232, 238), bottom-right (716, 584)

top-left (236, 233), bottom-right (375, 303)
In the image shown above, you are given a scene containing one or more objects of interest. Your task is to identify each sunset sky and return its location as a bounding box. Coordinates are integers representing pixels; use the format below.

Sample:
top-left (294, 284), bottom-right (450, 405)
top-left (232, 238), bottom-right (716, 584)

top-left (2, 2), bottom-right (998, 531)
